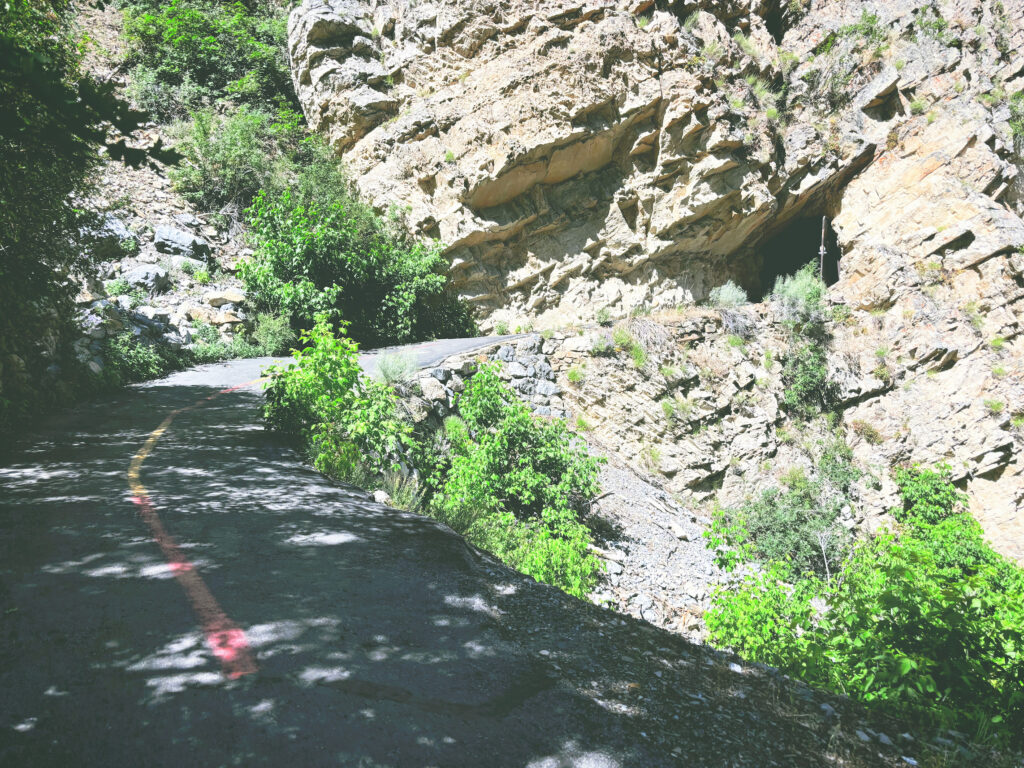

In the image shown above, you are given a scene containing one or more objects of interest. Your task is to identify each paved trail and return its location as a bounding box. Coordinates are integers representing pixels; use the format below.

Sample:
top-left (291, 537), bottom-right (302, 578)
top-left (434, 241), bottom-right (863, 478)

top-left (0, 342), bottom-right (897, 767)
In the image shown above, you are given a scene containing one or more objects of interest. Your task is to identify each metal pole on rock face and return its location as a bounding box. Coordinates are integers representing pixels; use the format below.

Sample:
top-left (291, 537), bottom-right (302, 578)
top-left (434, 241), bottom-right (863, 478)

top-left (819, 215), bottom-right (827, 278)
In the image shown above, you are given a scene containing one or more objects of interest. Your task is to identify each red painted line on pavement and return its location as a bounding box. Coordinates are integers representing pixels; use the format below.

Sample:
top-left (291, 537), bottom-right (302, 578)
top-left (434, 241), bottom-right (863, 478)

top-left (128, 378), bottom-right (266, 679)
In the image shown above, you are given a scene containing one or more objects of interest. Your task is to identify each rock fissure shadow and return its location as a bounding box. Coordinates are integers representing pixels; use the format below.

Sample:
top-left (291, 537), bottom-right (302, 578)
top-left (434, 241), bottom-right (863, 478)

top-left (1, 363), bottom-right (906, 767)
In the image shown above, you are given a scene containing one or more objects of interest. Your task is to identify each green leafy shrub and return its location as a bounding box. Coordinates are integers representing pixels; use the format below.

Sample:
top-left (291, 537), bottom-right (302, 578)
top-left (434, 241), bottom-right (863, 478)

top-left (708, 281), bottom-right (748, 308)
top-left (707, 438), bottom-right (858, 580)
top-left (707, 462), bottom-right (1024, 748)
top-left (891, 463), bottom-right (965, 525)
top-left (422, 364), bottom-right (604, 597)
top-left (121, 0), bottom-right (293, 118)
top-left (595, 307), bottom-right (613, 326)
top-left (771, 263), bottom-right (826, 330)
top-left (105, 278), bottom-right (131, 296)
top-left (251, 312), bottom-right (296, 355)
top-left (263, 317), bottom-right (410, 481)
top-left (781, 341), bottom-right (830, 417)
top-left (169, 105), bottom-right (329, 215)
top-left (103, 331), bottom-right (188, 384)
top-left (243, 188), bottom-right (473, 346)
top-left (193, 268), bottom-right (210, 285)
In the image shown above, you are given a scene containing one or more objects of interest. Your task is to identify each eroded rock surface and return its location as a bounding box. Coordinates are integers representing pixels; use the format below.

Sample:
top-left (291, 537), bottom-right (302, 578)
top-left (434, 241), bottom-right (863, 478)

top-left (294, 0), bottom-right (1024, 563)
top-left (290, 0), bottom-right (1024, 330)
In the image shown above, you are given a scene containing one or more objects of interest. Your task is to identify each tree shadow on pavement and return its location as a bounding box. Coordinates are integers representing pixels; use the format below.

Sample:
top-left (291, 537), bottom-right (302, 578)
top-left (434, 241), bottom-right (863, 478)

top-left (1, 378), bottom-right (908, 768)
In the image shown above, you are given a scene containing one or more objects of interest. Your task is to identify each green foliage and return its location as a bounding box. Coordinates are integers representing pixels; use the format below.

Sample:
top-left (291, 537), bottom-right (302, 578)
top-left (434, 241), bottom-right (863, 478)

top-left (169, 105), bottom-right (332, 215)
top-left (708, 462), bottom-right (1024, 747)
top-left (609, 327), bottom-right (647, 368)
top-left (1010, 92), bottom-right (1024, 142)
top-left (772, 264), bottom-right (831, 418)
top-left (781, 341), bottom-right (830, 417)
top-left (733, 32), bottom-right (758, 60)
top-left (251, 311), bottom-right (296, 355)
top-left (708, 280), bottom-right (748, 308)
top-left (102, 331), bottom-right (188, 385)
top-left (705, 561), bottom-right (818, 668)
top-left (771, 263), bottom-right (826, 330)
top-left (589, 335), bottom-right (614, 356)
top-left (375, 352), bottom-right (415, 385)
top-left (910, 99), bottom-right (926, 115)
top-left (121, 0), bottom-right (293, 118)
top-left (707, 437), bottom-right (859, 580)
top-left (629, 342), bottom-right (648, 369)
top-left (912, 5), bottom-right (956, 46)
top-left (105, 278), bottom-right (131, 297)
top-left (611, 327), bottom-right (633, 348)
top-left (242, 189), bottom-right (473, 346)
top-left (0, 0), bottom-right (175, 435)
top-left (193, 268), bottom-right (210, 285)
top-left (851, 419), bottom-right (883, 444)
top-left (422, 364), bottom-right (604, 597)
top-left (840, 10), bottom-right (887, 49)
top-left (567, 366), bottom-right (584, 385)
top-left (263, 317), bottom-right (410, 480)
top-left (892, 464), bottom-right (966, 525)
top-left (595, 307), bottom-right (613, 326)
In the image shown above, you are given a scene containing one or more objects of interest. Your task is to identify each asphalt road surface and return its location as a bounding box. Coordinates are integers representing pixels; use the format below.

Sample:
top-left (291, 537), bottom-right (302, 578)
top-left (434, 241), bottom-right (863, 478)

top-left (0, 339), bottom-right (891, 767)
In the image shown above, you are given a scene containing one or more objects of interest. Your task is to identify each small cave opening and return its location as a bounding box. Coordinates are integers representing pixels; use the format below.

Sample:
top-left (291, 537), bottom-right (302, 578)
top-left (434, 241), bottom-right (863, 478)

top-left (764, 5), bottom-right (785, 46)
top-left (755, 216), bottom-right (841, 300)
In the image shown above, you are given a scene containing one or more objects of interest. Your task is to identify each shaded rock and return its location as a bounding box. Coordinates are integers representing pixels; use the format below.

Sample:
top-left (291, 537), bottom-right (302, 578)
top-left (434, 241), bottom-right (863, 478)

top-left (122, 265), bottom-right (170, 294)
top-left (154, 225), bottom-right (210, 259)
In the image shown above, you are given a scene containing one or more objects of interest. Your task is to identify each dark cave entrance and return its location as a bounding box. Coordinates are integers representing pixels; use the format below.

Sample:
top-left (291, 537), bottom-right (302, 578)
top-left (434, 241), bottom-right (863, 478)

top-left (756, 216), bottom-right (840, 300)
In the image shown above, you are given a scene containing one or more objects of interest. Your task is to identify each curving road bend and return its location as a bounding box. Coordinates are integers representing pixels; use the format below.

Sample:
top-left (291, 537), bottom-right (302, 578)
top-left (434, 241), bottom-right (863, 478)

top-left (1, 342), bottom-right (889, 767)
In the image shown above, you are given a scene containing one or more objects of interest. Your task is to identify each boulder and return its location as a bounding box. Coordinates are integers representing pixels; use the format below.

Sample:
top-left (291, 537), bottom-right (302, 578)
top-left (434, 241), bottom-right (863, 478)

top-left (88, 214), bottom-right (134, 260)
top-left (122, 266), bottom-right (170, 294)
top-left (154, 225), bottom-right (211, 260)
top-left (418, 376), bottom-right (448, 402)
top-left (203, 288), bottom-right (246, 307)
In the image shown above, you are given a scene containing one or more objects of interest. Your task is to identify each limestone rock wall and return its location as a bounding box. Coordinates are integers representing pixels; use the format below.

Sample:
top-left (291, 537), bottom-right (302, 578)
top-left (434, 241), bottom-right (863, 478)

top-left (289, 0), bottom-right (858, 328)
top-left (294, 0), bottom-right (1024, 560)
top-left (290, 0), bottom-right (1023, 329)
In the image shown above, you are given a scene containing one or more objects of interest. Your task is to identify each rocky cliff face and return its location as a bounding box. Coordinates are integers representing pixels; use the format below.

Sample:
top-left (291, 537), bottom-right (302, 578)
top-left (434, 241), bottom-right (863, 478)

top-left (293, 0), bottom-right (1024, 564)
top-left (290, 0), bottom-right (1023, 326)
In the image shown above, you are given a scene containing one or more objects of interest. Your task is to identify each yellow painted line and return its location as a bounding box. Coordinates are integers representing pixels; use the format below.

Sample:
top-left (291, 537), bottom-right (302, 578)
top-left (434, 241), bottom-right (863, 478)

top-left (127, 377), bottom-right (266, 678)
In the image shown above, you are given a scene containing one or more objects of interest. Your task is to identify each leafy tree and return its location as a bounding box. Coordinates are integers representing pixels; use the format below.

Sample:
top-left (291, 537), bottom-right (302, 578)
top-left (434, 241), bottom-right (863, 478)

top-left (121, 0), bottom-right (294, 118)
top-left (423, 364), bottom-right (604, 597)
top-left (243, 189), bottom-right (474, 346)
top-left (0, 0), bottom-right (176, 434)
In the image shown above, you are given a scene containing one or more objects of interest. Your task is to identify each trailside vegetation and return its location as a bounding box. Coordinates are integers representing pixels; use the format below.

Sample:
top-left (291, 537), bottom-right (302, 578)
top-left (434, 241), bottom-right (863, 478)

top-left (705, 461), bottom-right (1024, 749)
top-left (120, 0), bottom-right (475, 349)
top-left (261, 334), bottom-right (604, 598)
top-left (243, 188), bottom-right (474, 347)
top-left (0, 0), bottom-right (175, 434)
top-left (121, 0), bottom-right (294, 118)
top-left (419, 364), bottom-right (604, 597)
